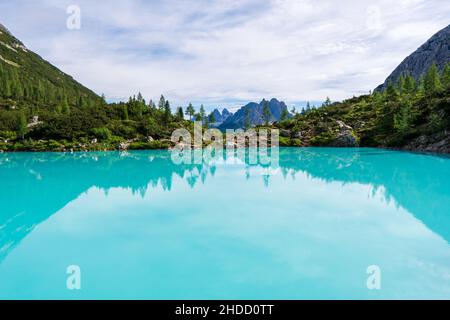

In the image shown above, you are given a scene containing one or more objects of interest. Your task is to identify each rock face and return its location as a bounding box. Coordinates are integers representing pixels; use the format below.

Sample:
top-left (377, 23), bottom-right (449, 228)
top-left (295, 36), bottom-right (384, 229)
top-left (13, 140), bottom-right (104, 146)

top-left (209, 108), bottom-right (233, 127)
top-left (26, 116), bottom-right (43, 129)
top-left (404, 131), bottom-right (450, 153)
top-left (211, 109), bottom-right (223, 123)
top-left (376, 24), bottom-right (450, 91)
top-left (219, 98), bottom-right (291, 130)
top-left (329, 121), bottom-right (359, 147)
top-left (0, 24), bottom-right (12, 36)
top-left (221, 109), bottom-right (232, 122)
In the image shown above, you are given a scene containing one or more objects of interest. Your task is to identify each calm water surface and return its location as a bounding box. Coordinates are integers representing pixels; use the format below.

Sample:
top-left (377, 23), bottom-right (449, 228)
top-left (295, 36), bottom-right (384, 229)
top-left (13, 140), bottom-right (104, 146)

top-left (0, 148), bottom-right (449, 299)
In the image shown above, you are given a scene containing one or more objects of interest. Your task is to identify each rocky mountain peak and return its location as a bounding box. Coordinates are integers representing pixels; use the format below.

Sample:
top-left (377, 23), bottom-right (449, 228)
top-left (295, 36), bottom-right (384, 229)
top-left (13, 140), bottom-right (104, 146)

top-left (218, 98), bottom-right (291, 130)
top-left (376, 24), bottom-right (450, 91)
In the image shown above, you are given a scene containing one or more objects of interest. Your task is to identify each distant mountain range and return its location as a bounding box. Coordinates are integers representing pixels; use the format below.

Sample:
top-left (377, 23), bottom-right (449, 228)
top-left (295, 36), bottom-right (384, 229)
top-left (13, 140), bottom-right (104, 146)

top-left (209, 98), bottom-right (291, 130)
top-left (209, 108), bottom-right (233, 127)
top-left (376, 23), bottom-right (450, 91)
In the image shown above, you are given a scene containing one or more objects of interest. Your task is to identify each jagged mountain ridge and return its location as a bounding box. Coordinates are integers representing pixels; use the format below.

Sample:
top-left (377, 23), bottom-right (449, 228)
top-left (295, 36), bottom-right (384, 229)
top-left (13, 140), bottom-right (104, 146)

top-left (218, 98), bottom-right (291, 130)
top-left (209, 108), bottom-right (233, 126)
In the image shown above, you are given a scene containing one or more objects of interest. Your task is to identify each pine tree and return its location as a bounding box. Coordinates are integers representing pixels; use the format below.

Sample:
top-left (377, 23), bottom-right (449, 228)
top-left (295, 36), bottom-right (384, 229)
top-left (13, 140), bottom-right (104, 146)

top-left (16, 111), bottom-right (27, 140)
top-left (404, 74), bottom-right (416, 95)
top-left (11, 73), bottom-right (23, 100)
top-left (176, 107), bottom-right (184, 120)
top-left (148, 99), bottom-right (156, 110)
top-left (78, 95), bottom-right (85, 108)
top-left (135, 93), bottom-right (144, 118)
top-left (37, 80), bottom-right (44, 103)
top-left (394, 100), bottom-right (414, 134)
top-left (62, 95), bottom-right (70, 114)
top-left (163, 100), bottom-right (172, 124)
top-left (123, 105), bottom-right (129, 121)
top-left (385, 80), bottom-right (398, 100)
top-left (423, 63), bottom-right (442, 93)
top-left (4, 79), bottom-right (12, 98)
top-left (158, 95), bottom-right (166, 110)
top-left (397, 75), bottom-right (406, 94)
top-left (429, 111), bottom-right (443, 131)
top-left (200, 105), bottom-right (206, 120)
top-left (16, 81), bottom-right (23, 100)
top-left (186, 103), bottom-right (195, 120)
top-left (441, 62), bottom-right (450, 89)
top-left (47, 84), bottom-right (56, 104)
top-left (417, 76), bottom-right (426, 96)
top-left (23, 83), bottom-right (32, 99)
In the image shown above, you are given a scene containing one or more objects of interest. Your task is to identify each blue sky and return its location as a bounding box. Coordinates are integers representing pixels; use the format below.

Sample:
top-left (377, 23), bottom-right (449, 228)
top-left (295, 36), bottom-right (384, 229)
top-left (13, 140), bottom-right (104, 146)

top-left (0, 0), bottom-right (449, 112)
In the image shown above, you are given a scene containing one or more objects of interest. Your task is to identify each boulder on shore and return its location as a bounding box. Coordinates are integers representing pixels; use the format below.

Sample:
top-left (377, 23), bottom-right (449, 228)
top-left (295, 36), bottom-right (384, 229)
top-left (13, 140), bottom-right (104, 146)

top-left (404, 131), bottom-right (450, 153)
top-left (329, 121), bottom-right (359, 147)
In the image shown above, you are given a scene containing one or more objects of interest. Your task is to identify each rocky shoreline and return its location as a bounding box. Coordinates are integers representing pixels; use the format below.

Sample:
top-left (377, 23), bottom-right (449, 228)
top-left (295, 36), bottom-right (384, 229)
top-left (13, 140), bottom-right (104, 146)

top-left (1, 121), bottom-right (449, 154)
top-left (1, 140), bottom-right (449, 154)
top-left (402, 130), bottom-right (450, 154)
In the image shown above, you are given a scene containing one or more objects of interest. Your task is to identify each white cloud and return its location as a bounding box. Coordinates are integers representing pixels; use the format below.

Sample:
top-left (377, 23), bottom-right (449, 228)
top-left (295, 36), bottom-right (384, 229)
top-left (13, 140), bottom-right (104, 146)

top-left (0, 0), bottom-right (449, 110)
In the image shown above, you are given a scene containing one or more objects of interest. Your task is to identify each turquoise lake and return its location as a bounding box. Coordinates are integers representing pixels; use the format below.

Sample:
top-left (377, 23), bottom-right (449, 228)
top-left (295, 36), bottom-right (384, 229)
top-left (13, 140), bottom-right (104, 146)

top-left (0, 148), bottom-right (449, 300)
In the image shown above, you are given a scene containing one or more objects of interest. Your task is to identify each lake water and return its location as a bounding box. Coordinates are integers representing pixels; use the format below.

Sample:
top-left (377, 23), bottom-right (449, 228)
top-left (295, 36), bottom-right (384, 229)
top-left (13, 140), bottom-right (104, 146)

top-left (0, 148), bottom-right (449, 300)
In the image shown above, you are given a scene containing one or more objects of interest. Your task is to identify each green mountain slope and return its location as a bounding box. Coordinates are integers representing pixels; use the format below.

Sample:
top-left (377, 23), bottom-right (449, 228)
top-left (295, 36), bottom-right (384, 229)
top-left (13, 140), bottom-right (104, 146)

top-left (0, 24), bottom-right (191, 152)
top-left (277, 67), bottom-right (450, 153)
top-left (0, 24), bottom-right (101, 111)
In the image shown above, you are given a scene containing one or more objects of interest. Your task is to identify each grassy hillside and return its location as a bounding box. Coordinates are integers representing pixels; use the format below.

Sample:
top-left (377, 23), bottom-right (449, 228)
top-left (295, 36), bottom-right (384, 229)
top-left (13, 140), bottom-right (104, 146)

top-left (277, 63), bottom-right (450, 152)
